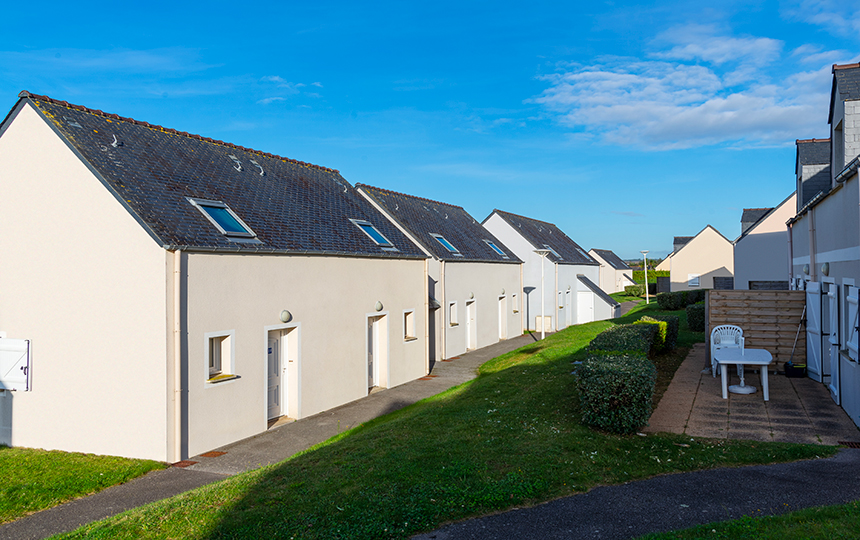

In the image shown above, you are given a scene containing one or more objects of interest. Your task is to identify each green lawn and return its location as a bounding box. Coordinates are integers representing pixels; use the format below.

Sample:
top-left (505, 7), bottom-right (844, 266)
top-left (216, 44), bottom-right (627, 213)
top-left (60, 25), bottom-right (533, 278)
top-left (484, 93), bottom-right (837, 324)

top-left (639, 500), bottom-right (860, 539)
top-left (0, 447), bottom-right (164, 524)
top-left (59, 307), bottom-right (833, 539)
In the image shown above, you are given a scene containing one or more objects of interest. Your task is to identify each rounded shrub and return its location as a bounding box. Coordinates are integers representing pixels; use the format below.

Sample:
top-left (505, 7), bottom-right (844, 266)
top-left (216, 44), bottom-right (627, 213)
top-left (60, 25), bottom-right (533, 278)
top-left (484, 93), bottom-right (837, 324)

top-left (578, 353), bottom-right (657, 435)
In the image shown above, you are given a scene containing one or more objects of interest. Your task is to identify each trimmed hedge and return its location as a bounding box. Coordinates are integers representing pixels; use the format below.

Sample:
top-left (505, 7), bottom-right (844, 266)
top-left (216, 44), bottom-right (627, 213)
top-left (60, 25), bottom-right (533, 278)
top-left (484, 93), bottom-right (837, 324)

top-left (624, 284), bottom-right (645, 296)
top-left (634, 317), bottom-right (667, 352)
top-left (578, 353), bottom-right (657, 434)
top-left (644, 314), bottom-right (679, 350)
top-left (656, 289), bottom-right (707, 311)
top-left (586, 324), bottom-right (657, 356)
top-left (686, 303), bottom-right (705, 331)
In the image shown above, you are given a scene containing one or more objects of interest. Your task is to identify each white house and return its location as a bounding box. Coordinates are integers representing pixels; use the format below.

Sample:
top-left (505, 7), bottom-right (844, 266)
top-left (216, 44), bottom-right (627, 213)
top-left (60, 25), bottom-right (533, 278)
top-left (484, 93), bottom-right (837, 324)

top-left (588, 248), bottom-right (635, 294)
top-left (733, 195), bottom-right (795, 290)
top-left (356, 185), bottom-right (522, 362)
top-left (482, 210), bottom-right (619, 332)
top-left (668, 226), bottom-right (734, 292)
top-left (787, 63), bottom-right (860, 429)
top-left (0, 92), bottom-right (429, 462)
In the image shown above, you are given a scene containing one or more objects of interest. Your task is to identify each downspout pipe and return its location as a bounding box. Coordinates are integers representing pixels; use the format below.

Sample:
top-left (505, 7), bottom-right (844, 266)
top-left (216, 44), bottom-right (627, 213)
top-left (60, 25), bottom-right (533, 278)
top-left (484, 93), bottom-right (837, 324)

top-left (172, 250), bottom-right (183, 462)
top-left (440, 260), bottom-right (446, 360)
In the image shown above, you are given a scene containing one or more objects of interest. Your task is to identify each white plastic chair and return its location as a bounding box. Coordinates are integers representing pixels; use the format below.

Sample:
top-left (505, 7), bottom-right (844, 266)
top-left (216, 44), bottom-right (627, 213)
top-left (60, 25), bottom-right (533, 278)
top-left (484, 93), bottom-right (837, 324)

top-left (710, 325), bottom-right (744, 377)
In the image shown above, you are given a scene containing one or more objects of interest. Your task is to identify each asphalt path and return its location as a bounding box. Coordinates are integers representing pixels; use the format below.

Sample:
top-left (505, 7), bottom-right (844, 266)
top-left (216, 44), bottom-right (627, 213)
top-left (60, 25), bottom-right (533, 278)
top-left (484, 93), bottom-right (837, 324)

top-left (413, 448), bottom-right (860, 540)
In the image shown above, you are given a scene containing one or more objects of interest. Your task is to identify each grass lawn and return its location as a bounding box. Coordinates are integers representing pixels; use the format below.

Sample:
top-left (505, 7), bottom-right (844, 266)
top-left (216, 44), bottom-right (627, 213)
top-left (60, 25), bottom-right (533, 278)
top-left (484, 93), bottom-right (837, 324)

top-left (0, 447), bottom-right (164, 524)
top-left (609, 291), bottom-right (643, 303)
top-left (639, 500), bottom-right (860, 539)
top-left (60, 305), bottom-right (834, 539)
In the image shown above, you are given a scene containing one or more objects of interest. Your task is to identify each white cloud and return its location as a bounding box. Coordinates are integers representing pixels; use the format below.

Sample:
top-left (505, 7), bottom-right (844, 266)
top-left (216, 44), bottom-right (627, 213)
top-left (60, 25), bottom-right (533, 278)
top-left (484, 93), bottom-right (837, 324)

top-left (0, 47), bottom-right (214, 74)
top-left (257, 96), bottom-right (287, 105)
top-left (781, 1), bottom-right (860, 37)
top-left (532, 25), bottom-right (838, 150)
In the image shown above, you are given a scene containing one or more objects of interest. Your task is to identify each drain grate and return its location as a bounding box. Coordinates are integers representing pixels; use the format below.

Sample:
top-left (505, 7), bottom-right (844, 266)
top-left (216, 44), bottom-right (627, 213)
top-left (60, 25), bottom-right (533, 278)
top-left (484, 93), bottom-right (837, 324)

top-left (171, 460), bottom-right (198, 468)
top-left (200, 451), bottom-right (226, 458)
top-left (839, 441), bottom-right (860, 448)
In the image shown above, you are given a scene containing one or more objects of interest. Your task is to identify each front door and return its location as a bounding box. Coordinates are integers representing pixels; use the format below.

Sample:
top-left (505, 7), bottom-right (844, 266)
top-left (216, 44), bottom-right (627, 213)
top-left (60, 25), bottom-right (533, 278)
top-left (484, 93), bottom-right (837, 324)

top-left (367, 317), bottom-right (377, 388)
top-left (466, 300), bottom-right (476, 350)
top-left (577, 291), bottom-right (593, 324)
top-left (806, 281), bottom-right (823, 382)
top-left (498, 296), bottom-right (507, 340)
top-left (827, 284), bottom-right (840, 403)
top-left (267, 335), bottom-right (281, 419)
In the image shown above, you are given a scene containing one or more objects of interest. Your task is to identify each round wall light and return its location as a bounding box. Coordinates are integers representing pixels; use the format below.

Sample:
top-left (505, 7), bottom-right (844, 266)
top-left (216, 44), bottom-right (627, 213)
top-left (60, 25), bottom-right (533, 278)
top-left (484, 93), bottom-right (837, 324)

top-left (279, 310), bottom-right (292, 323)
top-left (375, 301), bottom-right (384, 312)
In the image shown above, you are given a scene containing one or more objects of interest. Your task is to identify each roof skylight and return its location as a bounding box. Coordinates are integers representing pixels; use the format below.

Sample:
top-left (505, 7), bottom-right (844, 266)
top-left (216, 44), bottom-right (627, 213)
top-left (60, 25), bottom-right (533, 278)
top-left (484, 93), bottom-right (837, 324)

top-left (484, 240), bottom-right (509, 259)
top-left (351, 219), bottom-right (398, 251)
top-left (431, 234), bottom-right (462, 255)
top-left (543, 244), bottom-right (562, 260)
top-left (189, 198), bottom-right (256, 238)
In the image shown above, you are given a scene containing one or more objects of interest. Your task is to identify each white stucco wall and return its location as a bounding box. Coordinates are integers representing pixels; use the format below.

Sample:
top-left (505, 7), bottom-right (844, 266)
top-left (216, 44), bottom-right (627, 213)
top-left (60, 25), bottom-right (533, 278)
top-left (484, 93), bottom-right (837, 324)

top-left (669, 227), bottom-right (734, 291)
top-left (588, 250), bottom-right (632, 294)
top-left (182, 253), bottom-right (427, 457)
top-left (0, 103), bottom-right (169, 460)
top-left (734, 194), bottom-right (795, 289)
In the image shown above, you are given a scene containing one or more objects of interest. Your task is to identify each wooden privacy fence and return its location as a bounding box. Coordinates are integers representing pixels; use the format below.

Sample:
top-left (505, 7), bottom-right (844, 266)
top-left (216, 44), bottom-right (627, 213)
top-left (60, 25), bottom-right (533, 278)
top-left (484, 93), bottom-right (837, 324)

top-left (707, 290), bottom-right (806, 369)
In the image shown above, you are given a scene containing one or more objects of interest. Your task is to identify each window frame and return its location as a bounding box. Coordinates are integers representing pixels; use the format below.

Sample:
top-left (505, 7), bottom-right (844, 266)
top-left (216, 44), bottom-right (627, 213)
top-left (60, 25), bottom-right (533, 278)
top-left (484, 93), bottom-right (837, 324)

top-left (188, 197), bottom-right (256, 238)
top-left (543, 244), bottom-right (562, 260)
top-left (448, 301), bottom-right (459, 326)
top-left (431, 233), bottom-right (463, 256)
top-left (688, 274), bottom-right (700, 287)
top-left (205, 330), bottom-right (238, 385)
top-left (403, 310), bottom-right (417, 341)
top-left (350, 219), bottom-right (398, 251)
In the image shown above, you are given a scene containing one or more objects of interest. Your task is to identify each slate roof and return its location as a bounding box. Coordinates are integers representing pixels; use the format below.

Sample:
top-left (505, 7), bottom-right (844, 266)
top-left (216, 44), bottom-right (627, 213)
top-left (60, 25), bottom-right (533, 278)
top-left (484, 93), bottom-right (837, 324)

top-left (741, 208), bottom-right (772, 225)
top-left (356, 185), bottom-right (520, 263)
top-left (590, 249), bottom-right (631, 270)
top-left (485, 210), bottom-right (598, 266)
top-left (796, 139), bottom-right (831, 168)
top-left (830, 64), bottom-right (860, 123)
top-left (7, 92), bottom-right (424, 259)
top-left (577, 275), bottom-right (620, 307)
top-left (673, 236), bottom-right (693, 251)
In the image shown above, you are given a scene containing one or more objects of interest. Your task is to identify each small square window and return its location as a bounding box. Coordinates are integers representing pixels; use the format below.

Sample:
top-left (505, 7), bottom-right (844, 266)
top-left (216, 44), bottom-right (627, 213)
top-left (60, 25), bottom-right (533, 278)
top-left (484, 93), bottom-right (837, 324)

top-left (688, 274), bottom-right (700, 287)
top-left (484, 240), bottom-right (509, 259)
top-left (189, 198), bottom-right (256, 238)
top-left (351, 219), bottom-right (398, 251)
top-left (449, 302), bottom-right (459, 326)
top-left (543, 244), bottom-right (562, 260)
top-left (404, 310), bottom-right (416, 341)
top-left (431, 234), bottom-right (462, 256)
top-left (206, 331), bottom-right (237, 384)
top-left (512, 293), bottom-right (518, 313)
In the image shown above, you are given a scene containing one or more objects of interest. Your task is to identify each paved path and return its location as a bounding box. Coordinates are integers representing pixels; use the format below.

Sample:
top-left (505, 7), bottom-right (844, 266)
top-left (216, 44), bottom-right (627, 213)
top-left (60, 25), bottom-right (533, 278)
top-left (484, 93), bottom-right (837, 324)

top-left (0, 333), bottom-right (541, 539)
top-left (413, 448), bottom-right (860, 540)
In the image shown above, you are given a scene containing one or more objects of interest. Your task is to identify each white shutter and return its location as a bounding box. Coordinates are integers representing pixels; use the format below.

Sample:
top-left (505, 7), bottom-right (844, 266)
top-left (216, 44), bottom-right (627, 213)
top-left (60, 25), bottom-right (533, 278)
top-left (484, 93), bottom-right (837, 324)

top-left (828, 286), bottom-right (840, 404)
top-left (0, 338), bottom-right (30, 391)
top-left (847, 286), bottom-right (859, 362)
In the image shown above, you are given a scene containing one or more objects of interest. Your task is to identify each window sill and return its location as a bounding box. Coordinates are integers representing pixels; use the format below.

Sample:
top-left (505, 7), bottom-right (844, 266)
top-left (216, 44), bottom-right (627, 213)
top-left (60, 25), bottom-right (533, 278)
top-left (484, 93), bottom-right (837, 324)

top-left (404, 336), bottom-right (418, 342)
top-left (449, 323), bottom-right (459, 327)
top-left (207, 373), bottom-right (240, 384)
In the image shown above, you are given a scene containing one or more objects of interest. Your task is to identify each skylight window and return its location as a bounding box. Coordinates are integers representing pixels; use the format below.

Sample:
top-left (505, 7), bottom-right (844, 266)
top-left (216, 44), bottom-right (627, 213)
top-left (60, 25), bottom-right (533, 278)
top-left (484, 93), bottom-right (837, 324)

top-left (431, 233), bottom-right (462, 255)
top-left (351, 219), bottom-right (397, 251)
top-left (575, 247), bottom-right (591, 260)
top-left (543, 244), bottom-right (562, 260)
top-left (189, 198), bottom-right (256, 238)
top-left (484, 239), bottom-right (509, 259)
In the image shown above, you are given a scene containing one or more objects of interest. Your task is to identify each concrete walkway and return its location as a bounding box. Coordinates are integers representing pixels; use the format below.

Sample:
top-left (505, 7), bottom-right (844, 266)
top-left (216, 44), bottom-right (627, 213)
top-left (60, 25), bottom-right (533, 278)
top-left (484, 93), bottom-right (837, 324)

top-left (0, 333), bottom-right (541, 539)
top-left (646, 343), bottom-right (860, 444)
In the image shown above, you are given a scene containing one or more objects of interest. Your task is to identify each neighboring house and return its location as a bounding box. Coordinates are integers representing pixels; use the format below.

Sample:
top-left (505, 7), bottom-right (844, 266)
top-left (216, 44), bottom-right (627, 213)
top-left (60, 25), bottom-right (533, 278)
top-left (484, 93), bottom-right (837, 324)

top-left (668, 226), bottom-right (734, 291)
top-left (656, 236), bottom-right (693, 273)
top-left (356, 185), bottom-right (522, 362)
top-left (787, 63), bottom-right (860, 429)
top-left (0, 92), bottom-right (430, 462)
top-left (796, 138), bottom-right (831, 212)
top-left (655, 257), bottom-right (671, 272)
top-left (483, 210), bottom-right (619, 331)
top-left (588, 248), bottom-right (635, 294)
top-left (733, 195), bottom-right (795, 290)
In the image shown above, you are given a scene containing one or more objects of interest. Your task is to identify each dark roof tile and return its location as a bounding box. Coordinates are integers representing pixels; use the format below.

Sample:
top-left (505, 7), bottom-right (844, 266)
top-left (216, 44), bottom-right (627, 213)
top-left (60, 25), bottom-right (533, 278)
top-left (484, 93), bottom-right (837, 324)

top-left (488, 210), bottom-right (598, 265)
top-left (590, 249), bottom-right (631, 270)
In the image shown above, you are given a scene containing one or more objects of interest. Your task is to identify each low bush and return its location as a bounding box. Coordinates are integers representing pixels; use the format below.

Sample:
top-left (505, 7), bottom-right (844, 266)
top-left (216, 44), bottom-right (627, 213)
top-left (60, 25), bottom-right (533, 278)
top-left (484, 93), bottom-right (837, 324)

top-left (686, 303), bottom-right (705, 331)
top-left (634, 317), bottom-right (667, 352)
top-left (656, 290), bottom-right (707, 311)
top-left (644, 314), bottom-right (679, 350)
top-left (624, 284), bottom-right (645, 296)
top-left (586, 324), bottom-right (657, 356)
top-left (687, 289), bottom-right (706, 304)
top-left (578, 353), bottom-right (657, 434)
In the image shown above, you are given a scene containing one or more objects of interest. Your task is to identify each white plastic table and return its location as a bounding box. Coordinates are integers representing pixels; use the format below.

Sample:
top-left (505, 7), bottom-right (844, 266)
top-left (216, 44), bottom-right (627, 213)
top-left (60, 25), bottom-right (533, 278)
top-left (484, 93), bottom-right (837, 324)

top-left (713, 348), bottom-right (773, 401)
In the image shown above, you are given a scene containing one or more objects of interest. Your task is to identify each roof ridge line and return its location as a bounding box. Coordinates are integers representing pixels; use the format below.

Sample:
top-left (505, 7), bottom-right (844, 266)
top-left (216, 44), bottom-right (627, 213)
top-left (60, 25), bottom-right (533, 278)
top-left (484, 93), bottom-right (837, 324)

top-left (355, 183), bottom-right (465, 210)
top-left (796, 138), bottom-right (831, 143)
top-left (833, 63), bottom-right (860, 71)
top-left (19, 90), bottom-right (339, 174)
top-left (494, 208), bottom-right (557, 227)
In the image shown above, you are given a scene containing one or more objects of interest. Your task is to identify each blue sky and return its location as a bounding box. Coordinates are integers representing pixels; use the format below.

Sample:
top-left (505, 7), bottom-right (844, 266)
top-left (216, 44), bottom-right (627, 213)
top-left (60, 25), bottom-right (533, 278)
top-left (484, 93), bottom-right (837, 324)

top-left (1, 1), bottom-right (857, 259)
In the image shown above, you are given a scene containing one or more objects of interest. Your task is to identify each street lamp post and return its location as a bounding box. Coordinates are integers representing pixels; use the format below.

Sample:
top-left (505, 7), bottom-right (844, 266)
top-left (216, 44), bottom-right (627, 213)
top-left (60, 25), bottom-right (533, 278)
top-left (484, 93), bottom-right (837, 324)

top-left (534, 249), bottom-right (551, 340)
top-left (641, 250), bottom-right (650, 305)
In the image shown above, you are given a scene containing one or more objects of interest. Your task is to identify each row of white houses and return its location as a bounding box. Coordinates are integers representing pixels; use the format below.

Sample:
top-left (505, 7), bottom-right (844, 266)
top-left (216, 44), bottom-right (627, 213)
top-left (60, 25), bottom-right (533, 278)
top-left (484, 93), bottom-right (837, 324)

top-left (0, 92), bottom-right (622, 461)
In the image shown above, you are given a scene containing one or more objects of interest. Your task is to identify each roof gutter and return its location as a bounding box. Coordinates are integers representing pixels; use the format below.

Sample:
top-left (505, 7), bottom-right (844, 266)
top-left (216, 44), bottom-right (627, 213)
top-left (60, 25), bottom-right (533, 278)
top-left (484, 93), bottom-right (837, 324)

top-left (835, 156), bottom-right (860, 183)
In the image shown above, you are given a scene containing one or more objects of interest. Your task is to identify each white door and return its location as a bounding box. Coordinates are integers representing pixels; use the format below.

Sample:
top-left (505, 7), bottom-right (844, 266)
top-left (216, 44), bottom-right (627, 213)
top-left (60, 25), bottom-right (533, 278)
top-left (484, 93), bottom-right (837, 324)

top-left (827, 285), bottom-right (840, 404)
top-left (498, 296), bottom-right (507, 340)
top-left (565, 291), bottom-right (572, 327)
top-left (577, 291), bottom-right (593, 324)
top-left (806, 281), bottom-right (823, 382)
top-left (367, 317), bottom-right (377, 388)
top-left (466, 300), bottom-right (476, 350)
top-left (848, 286), bottom-right (860, 362)
top-left (267, 335), bottom-right (281, 420)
